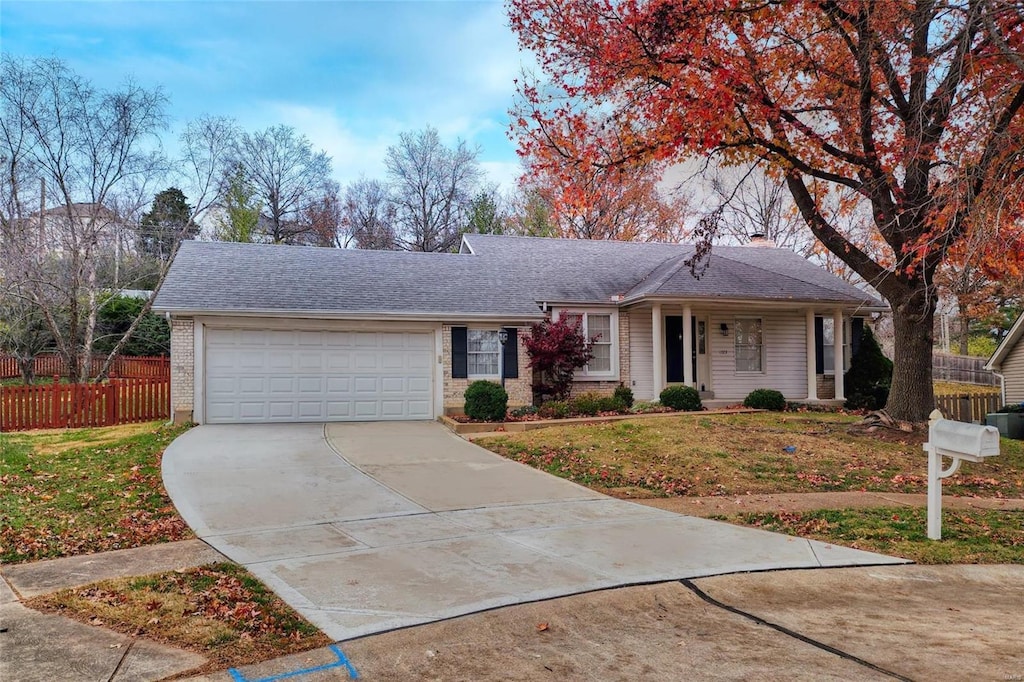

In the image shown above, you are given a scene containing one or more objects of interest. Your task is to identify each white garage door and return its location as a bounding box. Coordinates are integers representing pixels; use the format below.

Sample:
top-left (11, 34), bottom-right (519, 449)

top-left (204, 328), bottom-right (434, 424)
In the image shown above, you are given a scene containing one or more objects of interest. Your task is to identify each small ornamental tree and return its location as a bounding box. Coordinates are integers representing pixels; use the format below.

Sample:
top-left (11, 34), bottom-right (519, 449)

top-left (524, 315), bottom-right (593, 402)
top-left (844, 326), bottom-right (894, 411)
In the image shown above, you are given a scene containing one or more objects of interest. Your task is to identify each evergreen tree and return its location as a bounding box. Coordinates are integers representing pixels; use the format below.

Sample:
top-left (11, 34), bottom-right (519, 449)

top-left (137, 187), bottom-right (198, 261)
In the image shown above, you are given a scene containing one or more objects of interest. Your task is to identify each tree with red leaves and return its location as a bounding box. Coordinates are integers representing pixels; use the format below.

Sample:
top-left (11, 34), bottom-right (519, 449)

top-left (524, 315), bottom-right (594, 401)
top-left (509, 0), bottom-right (1024, 421)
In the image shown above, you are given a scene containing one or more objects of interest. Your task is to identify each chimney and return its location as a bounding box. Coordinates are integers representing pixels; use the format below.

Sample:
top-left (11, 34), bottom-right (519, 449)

top-left (748, 233), bottom-right (774, 247)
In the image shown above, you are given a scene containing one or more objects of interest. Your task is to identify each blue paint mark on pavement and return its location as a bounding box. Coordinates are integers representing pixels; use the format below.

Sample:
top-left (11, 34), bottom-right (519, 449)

top-left (228, 644), bottom-right (359, 681)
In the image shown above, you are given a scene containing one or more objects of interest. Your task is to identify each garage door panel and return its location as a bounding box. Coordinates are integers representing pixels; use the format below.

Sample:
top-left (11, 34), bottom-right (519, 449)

top-left (205, 328), bottom-right (435, 423)
top-left (238, 377), bottom-right (265, 394)
top-left (380, 377), bottom-right (404, 393)
top-left (268, 354), bottom-right (295, 370)
top-left (326, 377), bottom-right (351, 392)
top-left (408, 376), bottom-right (431, 393)
top-left (326, 355), bottom-right (351, 371)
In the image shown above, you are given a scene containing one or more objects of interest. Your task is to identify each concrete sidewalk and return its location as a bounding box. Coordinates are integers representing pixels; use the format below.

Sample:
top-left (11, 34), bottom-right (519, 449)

top-left (161, 421), bottom-right (905, 643)
top-left (1, 541), bottom-right (223, 682)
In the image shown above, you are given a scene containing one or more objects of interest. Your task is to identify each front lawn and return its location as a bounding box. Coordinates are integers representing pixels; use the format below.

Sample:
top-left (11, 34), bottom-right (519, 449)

top-left (27, 563), bottom-right (331, 673)
top-left (0, 421), bottom-right (192, 563)
top-left (712, 507), bottom-right (1024, 564)
top-left (478, 412), bottom-right (1024, 498)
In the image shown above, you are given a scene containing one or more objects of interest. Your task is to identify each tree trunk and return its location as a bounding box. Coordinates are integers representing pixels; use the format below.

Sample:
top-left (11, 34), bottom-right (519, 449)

top-left (885, 291), bottom-right (937, 422)
top-left (958, 302), bottom-right (969, 355)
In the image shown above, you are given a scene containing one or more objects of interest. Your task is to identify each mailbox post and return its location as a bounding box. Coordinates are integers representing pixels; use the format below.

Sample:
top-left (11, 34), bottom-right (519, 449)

top-left (923, 409), bottom-right (1000, 540)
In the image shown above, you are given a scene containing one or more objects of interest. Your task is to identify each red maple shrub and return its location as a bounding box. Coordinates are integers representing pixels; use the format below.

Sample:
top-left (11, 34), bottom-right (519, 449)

top-left (524, 315), bottom-right (593, 402)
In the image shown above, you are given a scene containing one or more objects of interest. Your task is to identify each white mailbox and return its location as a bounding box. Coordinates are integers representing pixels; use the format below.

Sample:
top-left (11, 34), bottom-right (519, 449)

top-left (928, 419), bottom-right (1000, 461)
top-left (923, 409), bottom-right (1000, 540)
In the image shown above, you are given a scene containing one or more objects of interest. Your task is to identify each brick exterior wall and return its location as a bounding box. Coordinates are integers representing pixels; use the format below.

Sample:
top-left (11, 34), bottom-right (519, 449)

top-left (816, 374), bottom-right (836, 400)
top-left (442, 324), bottom-right (533, 416)
top-left (569, 311), bottom-right (631, 397)
top-left (170, 318), bottom-right (195, 424)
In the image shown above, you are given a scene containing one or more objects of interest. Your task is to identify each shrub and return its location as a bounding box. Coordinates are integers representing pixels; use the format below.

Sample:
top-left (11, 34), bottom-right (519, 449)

top-left (743, 388), bottom-right (787, 411)
top-left (463, 380), bottom-right (508, 421)
top-left (523, 315), bottom-right (594, 402)
top-left (659, 385), bottom-right (702, 411)
top-left (509, 405), bottom-right (538, 418)
top-left (844, 326), bottom-right (892, 411)
top-left (569, 392), bottom-right (606, 416)
top-left (613, 384), bottom-right (634, 408)
top-left (598, 396), bottom-right (627, 413)
top-left (632, 400), bottom-right (671, 414)
top-left (538, 400), bottom-right (570, 419)
top-left (996, 403), bottom-right (1024, 414)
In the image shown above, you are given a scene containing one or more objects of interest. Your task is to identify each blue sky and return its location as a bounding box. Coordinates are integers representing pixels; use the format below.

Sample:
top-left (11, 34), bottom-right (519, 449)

top-left (0, 0), bottom-right (530, 190)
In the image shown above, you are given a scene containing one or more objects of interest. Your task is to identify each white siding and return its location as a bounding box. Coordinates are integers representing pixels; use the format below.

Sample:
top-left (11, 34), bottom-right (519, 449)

top-left (1004, 342), bottom-right (1024, 404)
top-left (629, 308), bottom-right (654, 400)
top-left (710, 311), bottom-right (809, 401)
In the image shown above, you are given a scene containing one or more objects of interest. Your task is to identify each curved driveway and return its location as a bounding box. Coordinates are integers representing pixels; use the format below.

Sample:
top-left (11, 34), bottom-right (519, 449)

top-left (162, 421), bottom-right (904, 641)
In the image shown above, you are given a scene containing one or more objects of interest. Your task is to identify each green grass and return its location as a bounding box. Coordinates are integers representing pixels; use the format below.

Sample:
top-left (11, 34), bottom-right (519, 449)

top-left (0, 422), bottom-right (192, 563)
top-left (28, 562), bottom-right (330, 672)
top-left (713, 507), bottom-right (1024, 564)
top-left (479, 412), bottom-right (1024, 498)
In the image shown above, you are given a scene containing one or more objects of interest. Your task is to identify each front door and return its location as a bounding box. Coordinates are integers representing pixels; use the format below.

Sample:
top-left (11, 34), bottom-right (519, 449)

top-left (665, 316), bottom-right (711, 390)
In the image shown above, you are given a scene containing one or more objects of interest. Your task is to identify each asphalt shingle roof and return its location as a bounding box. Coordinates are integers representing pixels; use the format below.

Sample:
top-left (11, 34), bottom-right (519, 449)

top-left (153, 235), bottom-right (882, 318)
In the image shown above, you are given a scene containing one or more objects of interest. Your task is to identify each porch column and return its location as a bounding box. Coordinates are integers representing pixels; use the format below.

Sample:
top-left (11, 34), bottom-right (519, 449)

top-left (833, 308), bottom-right (845, 401)
top-left (652, 304), bottom-right (664, 397)
top-left (682, 304), bottom-right (693, 387)
top-left (806, 308), bottom-right (818, 401)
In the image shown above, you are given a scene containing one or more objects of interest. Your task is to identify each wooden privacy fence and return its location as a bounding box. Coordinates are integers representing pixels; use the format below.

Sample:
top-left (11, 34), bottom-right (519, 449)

top-left (935, 393), bottom-right (1001, 424)
top-left (0, 378), bottom-right (170, 431)
top-left (0, 354), bottom-right (169, 380)
top-left (932, 352), bottom-right (999, 386)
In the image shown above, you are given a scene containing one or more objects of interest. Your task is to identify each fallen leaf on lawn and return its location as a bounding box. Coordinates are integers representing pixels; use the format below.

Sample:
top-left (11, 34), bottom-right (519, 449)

top-left (536, 622), bottom-right (549, 632)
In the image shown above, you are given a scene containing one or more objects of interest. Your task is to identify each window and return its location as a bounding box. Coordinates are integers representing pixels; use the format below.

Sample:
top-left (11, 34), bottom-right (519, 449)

top-left (822, 318), bottom-right (851, 373)
top-left (556, 310), bottom-right (616, 377)
top-left (587, 314), bottom-right (612, 373)
top-left (734, 318), bottom-right (763, 372)
top-left (467, 329), bottom-right (500, 376)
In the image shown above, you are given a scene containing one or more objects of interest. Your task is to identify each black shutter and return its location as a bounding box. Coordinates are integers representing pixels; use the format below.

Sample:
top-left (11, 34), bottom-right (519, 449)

top-left (851, 318), bottom-right (864, 358)
top-left (814, 316), bottom-right (824, 374)
top-left (502, 328), bottom-right (519, 379)
top-left (452, 326), bottom-right (468, 378)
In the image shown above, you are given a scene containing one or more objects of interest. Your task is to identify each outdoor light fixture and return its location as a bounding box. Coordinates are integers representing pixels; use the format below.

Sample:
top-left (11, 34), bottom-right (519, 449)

top-left (720, 322), bottom-right (729, 336)
top-left (498, 329), bottom-right (509, 346)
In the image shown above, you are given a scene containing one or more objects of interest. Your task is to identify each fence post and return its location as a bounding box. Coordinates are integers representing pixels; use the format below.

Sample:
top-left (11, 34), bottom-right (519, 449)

top-left (105, 380), bottom-right (117, 426)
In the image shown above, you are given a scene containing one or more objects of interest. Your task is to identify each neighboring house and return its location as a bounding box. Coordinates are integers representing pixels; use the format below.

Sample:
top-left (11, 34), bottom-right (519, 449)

top-left (985, 312), bottom-right (1024, 405)
top-left (153, 234), bottom-right (884, 425)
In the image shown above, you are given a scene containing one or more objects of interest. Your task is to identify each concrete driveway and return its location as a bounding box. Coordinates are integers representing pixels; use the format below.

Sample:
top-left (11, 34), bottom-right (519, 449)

top-left (162, 422), bottom-right (905, 641)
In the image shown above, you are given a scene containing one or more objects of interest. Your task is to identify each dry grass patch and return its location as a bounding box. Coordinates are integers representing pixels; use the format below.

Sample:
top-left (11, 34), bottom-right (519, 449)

top-left (933, 381), bottom-right (1001, 397)
top-left (26, 563), bottom-right (330, 674)
top-left (479, 412), bottom-right (1024, 498)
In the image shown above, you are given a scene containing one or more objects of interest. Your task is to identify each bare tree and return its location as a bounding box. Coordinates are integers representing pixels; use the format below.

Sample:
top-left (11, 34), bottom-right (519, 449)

top-left (342, 177), bottom-right (396, 249)
top-left (178, 115), bottom-right (240, 228)
top-left (229, 125), bottom-right (333, 244)
top-left (385, 127), bottom-right (482, 252)
top-left (0, 56), bottom-right (167, 382)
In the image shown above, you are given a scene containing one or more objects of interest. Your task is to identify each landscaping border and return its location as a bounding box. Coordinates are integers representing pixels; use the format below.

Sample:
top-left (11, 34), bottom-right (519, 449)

top-left (439, 407), bottom-right (763, 436)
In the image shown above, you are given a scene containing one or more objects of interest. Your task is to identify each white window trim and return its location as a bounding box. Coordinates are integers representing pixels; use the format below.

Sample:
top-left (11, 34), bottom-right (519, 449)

top-left (467, 328), bottom-right (501, 379)
top-left (821, 317), bottom-right (852, 375)
top-left (552, 308), bottom-right (619, 380)
top-left (734, 316), bottom-right (765, 375)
